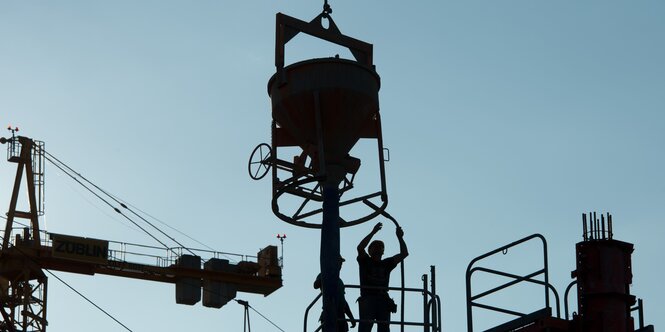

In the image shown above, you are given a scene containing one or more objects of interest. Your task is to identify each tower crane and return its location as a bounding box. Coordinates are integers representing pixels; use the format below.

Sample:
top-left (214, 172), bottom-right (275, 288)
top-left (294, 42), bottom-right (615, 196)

top-left (0, 133), bottom-right (282, 332)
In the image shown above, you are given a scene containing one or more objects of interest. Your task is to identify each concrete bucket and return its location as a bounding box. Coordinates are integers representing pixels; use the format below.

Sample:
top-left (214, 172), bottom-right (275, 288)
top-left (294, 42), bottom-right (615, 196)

top-left (268, 57), bottom-right (380, 176)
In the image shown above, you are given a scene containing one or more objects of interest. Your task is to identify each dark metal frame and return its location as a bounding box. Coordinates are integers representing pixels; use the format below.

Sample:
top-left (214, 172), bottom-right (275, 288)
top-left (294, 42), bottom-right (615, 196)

top-left (0, 136), bottom-right (48, 332)
top-left (2, 136), bottom-right (44, 250)
top-left (254, 12), bottom-right (388, 229)
top-left (1, 274), bottom-right (48, 332)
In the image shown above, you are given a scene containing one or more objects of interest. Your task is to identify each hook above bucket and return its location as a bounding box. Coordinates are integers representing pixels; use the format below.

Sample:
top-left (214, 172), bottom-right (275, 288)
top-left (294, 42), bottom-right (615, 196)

top-left (274, 12), bottom-right (374, 83)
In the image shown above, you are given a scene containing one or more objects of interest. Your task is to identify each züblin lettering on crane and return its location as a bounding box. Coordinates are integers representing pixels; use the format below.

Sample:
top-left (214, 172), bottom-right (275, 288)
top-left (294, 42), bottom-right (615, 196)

top-left (51, 234), bottom-right (109, 264)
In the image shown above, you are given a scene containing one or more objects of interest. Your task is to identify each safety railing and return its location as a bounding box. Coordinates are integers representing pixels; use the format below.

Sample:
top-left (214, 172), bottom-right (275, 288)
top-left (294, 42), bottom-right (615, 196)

top-left (563, 280), bottom-right (577, 320)
top-left (0, 227), bottom-right (51, 248)
top-left (466, 234), bottom-right (560, 332)
top-left (304, 269), bottom-right (441, 332)
top-left (6, 136), bottom-right (21, 161)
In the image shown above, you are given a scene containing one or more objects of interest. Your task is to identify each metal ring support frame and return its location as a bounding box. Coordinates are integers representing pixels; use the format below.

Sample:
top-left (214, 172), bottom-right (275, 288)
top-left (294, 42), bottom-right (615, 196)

top-left (260, 12), bottom-right (388, 228)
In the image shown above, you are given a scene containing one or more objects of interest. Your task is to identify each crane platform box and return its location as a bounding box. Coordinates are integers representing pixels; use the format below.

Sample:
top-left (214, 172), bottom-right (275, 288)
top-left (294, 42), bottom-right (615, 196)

top-left (203, 258), bottom-right (237, 308)
top-left (258, 246), bottom-right (281, 277)
top-left (175, 254), bottom-right (201, 305)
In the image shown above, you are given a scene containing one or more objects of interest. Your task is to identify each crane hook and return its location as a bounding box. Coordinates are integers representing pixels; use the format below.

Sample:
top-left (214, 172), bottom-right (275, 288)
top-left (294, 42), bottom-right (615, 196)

top-left (322, 0), bottom-right (332, 17)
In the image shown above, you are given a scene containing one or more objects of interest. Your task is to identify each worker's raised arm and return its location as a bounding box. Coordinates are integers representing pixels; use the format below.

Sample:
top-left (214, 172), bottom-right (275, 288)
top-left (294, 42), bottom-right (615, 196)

top-left (395, 226), bottom-right (409, 262)
top-left (357, 222), bottom-right (382, 255)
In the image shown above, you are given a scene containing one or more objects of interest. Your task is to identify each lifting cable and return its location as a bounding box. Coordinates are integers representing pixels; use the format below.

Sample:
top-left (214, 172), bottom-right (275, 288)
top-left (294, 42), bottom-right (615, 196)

top-left (0, 215), bottom-right (29, 236)
top-left (235, 299), bottom-right (286, 332)
top-left (44, 150), bottom-right (238, 257)
top-left (383, 212), bottom-right (406, 332)
top-left (43, 152), bottom-right (171, 249)
top-left (322, 0), bottom-right (332, 16)
top-left (107, 194), bottom-right (220, 256)
top-left (43, 268), bottom-right (134, 332)
top-left (44, 150), bottom-right (202, 255)
top-left (44, 150), bottom-right (200, 256)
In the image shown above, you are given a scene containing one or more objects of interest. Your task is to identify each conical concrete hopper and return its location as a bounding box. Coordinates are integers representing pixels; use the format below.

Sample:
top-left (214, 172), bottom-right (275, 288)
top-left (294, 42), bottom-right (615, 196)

top-left (268, 57), bottom-right (380, 176)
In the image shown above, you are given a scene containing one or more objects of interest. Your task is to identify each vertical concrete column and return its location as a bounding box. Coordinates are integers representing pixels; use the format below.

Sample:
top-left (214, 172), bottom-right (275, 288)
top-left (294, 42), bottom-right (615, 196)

top-left (575, 239), bottom-right (635, 332)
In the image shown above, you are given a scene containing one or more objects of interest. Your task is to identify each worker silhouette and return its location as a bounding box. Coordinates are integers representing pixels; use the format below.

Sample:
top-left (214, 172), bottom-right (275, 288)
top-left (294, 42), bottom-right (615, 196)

top-left (356, 222), bottom-right (408, 332)
top-left (314, 256), bottom-right (357, 331)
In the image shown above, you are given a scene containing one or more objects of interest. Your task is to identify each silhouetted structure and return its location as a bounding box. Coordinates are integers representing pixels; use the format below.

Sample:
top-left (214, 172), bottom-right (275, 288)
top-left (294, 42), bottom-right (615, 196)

top-left (574, 212), bottom-right (639, 332)
top-left (252, 4), bottom-right (390, 331)
top-left (0, 134), bottom-right (282, 332)
top-left (466, 213), bottom-right (655, 332)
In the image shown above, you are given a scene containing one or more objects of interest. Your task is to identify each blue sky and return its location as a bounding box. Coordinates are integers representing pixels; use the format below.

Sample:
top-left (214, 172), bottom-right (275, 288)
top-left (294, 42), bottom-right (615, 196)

top-left (1, 1), bottom-right (664, 331)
